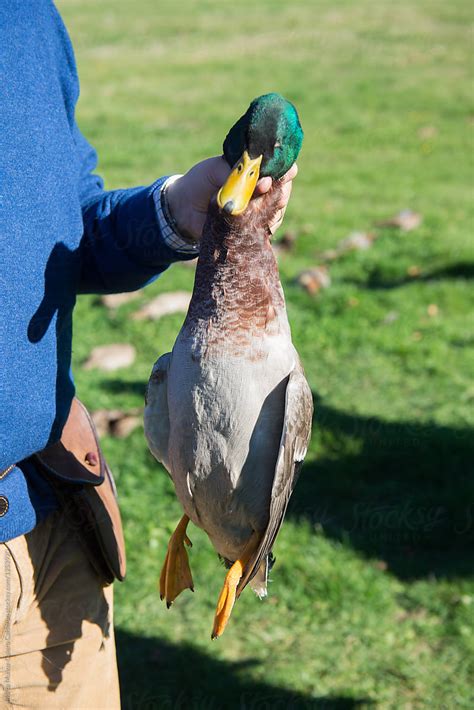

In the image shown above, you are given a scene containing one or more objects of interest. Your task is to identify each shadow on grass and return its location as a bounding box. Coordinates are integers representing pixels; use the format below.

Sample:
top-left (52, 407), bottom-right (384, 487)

top-left (288, 396), bottom-right (474, 580)
top-left (102, 380), bottom-right (474, 580)
top-left (348, 261), bottom-right (474, 290)
top-left (116, 628), bottom-right (370, 709)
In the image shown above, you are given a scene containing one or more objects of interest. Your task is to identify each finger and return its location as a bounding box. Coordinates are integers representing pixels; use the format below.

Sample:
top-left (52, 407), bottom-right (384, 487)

top-left (270, 217), bottom-right (283, 236)
top-left (255, 162), bottom-right (298, 196)
top-left (269, 207), bottom-right (286, 235)
top-left (254, 176), bottom-right (272, 195)
top-left (276, 181), bottom-right (293, 210)
top-left (253, 174), bottom-right (293, 217)
top-left (278, 163), bottom-right (298, 184)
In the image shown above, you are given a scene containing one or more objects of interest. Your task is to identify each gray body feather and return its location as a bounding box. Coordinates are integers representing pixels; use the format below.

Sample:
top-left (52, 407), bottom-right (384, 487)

top-left (145, 323), bottom-right (312, 595)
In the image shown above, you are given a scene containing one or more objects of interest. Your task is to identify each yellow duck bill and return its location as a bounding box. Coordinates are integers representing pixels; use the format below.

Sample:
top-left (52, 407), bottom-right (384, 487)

top-left (217, 151), bottom-right (262, 216)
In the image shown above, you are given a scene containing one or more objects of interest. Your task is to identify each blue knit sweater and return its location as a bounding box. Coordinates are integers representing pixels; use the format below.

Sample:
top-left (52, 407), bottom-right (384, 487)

top-left (0, 1), bottom-right (195, 541)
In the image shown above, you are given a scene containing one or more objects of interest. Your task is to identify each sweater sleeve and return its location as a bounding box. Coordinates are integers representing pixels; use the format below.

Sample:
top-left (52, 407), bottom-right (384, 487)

top-left (74, 123), bottom-right (197, 294)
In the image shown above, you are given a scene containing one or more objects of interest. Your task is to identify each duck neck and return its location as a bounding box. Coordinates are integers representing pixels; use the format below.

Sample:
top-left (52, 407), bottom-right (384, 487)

top-left (184, 185), bottom-right (288, 344)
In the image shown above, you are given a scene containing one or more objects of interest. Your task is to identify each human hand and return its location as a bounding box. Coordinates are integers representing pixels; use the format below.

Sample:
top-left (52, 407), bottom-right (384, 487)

top-left (166, 156), bottom-right (298, 242)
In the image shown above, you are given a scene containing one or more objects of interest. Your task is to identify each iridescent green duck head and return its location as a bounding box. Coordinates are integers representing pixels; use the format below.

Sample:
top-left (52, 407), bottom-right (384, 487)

top-left (217, 93), bottom-right (304, 216)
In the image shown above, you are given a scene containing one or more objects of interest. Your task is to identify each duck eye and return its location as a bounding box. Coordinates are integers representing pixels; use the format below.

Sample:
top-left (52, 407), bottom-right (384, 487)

top-left (238, 163), bottom-right (243, 172)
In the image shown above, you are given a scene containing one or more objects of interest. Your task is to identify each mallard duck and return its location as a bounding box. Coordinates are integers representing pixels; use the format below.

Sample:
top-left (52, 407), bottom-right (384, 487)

top-left (144, 93), bottom-right (313, 639)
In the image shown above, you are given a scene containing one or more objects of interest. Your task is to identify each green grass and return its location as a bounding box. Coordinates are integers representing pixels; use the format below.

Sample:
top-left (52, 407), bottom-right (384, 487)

top-left (59, 0), bottom-right (473, 706)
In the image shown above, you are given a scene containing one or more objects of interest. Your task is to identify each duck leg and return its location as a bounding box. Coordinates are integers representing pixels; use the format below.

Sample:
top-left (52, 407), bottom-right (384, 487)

top-left (211, 533), bottom-right (259, 639)
top-left (160, 514), bottom-right (194, 607)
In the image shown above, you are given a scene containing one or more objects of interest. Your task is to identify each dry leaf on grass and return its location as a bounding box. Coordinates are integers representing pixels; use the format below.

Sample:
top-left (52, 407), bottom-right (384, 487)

top-left (273, 230), bottom-right (298, 256)
top-left (319, 232), bottom-right (376, 262)
top-left (101, 291), bottom-right (143, 309)
top-left (376, 210), bottom-right (423, 231)
top-left (83, 344), bottom-right (136, 372)
top-left (92, 408), bottom-right (142, 438)
top-left (318, 248), bottom-right (340, 262)
top-left (339, 231), bottom-right (377, 252)
top-left (418, 125), bottom-right (438, 140)
top-left (132, 291), bottom-right (191, 321)
top-left (407, 265), bottom-right (422, 277)
top-left (316, 211), bottom-right (421, 267)
top-left (296, 266), bottom-right (331, 295)
top-left (382, 311), bottom-right (399, 325)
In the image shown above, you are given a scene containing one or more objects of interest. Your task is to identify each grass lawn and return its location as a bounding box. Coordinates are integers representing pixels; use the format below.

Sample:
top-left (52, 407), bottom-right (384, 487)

top-left (59, 0), bottom-right (473, 706)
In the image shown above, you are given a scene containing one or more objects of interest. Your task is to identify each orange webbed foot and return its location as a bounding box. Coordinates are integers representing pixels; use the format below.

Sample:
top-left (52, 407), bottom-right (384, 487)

top-left (211, 559), bottom-right (243, 639)
top-left (159, 515), bottom-right (194, 607)
top-left (211, 533), bottom-right (259, 639)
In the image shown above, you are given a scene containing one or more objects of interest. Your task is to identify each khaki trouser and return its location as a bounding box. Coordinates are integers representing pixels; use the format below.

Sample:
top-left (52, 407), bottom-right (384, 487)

top-left (0, 509), bottom-right (120, 709)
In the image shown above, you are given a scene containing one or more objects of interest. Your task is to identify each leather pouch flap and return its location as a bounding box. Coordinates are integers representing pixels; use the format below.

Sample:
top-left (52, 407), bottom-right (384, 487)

top-left (36, 399), bottom-right (105, 485)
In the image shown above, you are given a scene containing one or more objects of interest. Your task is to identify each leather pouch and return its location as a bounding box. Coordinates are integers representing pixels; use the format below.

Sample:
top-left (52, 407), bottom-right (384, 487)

top-left (34, 398), bottom-right (126, 585)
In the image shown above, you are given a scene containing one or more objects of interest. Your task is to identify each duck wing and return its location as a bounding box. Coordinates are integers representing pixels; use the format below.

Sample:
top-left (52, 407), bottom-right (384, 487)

top-left (237, 358), bottom-right (313, 596)
top-left (144, 352), bottom-right (172, 472)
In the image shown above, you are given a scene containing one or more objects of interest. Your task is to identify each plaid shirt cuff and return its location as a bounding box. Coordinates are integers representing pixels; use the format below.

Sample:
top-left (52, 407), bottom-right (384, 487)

top-left (153, 175), bottom-right (200, 256)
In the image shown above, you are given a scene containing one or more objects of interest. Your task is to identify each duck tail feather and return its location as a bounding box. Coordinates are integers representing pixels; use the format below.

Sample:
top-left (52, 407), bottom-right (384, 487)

top-left (249, 553), bottom-right (275, 599)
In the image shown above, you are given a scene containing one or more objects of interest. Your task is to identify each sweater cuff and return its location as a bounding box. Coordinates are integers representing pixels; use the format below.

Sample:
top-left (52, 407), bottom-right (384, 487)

top-left (152, 175), bottom-right (200, 257)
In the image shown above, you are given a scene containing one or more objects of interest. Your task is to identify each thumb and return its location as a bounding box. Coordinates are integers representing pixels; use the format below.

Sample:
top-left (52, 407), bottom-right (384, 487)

top-left (206, 156), bottom-right (231, 189)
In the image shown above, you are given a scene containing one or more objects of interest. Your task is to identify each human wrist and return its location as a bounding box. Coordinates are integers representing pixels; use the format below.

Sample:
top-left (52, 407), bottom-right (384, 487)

top-left (153, 176), bottom-right (199, 256)
top-left (165, 176), bottom-right (198, 244)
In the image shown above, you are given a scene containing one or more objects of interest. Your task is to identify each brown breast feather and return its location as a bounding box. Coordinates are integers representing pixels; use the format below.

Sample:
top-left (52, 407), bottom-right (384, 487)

top-left (183, 183), bottom-right (286, 356)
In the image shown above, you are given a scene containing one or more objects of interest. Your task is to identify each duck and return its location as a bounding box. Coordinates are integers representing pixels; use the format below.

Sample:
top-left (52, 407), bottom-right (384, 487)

top-left (144, 92), bottom-right (313, 639)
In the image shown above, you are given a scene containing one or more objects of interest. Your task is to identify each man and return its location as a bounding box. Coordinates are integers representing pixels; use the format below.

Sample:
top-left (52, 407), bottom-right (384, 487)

top-left (0, 2), bottom-right (296, 707)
